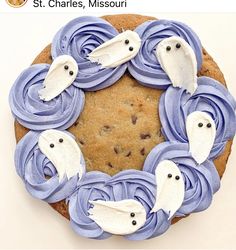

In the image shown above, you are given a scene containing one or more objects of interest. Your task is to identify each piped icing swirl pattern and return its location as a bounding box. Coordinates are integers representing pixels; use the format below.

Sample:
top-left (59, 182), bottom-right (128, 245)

top-left (9, 16), bottom-right (236, 241)
top-left (68, 171), bottom-right (112, 239)
top-left (68, 170), bottom-right (170, 240)
top-left (143, 142), bottom-right (220, 215)
top-left (128, 19), bottom-right (202, 89)
top-left (9, 64), bottom-right (85, 130)
top-left (159, 76), bottom-right (236, 159)
top-left (51, 16), bottom-right (127, 91)
top-left (15, 131), bottom-right (85, 203)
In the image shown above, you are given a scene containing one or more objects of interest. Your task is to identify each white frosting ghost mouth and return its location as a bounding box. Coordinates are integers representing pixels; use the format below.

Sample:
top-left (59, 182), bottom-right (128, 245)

top-left (88, 30), bottom-right (141, 68)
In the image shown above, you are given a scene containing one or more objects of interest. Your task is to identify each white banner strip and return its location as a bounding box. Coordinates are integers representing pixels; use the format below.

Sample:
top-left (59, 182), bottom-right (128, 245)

top-left (1, 0), bottom-right (236, 13)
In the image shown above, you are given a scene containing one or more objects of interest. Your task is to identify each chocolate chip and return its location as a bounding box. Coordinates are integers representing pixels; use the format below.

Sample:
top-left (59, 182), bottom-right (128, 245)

top-left (107, 162), bottom-right (114, 168)
top-left (140, 133), bottom-right (151, 139)
top-left (100, 125), bottom-right (113, 136)
top-left (125, 151), bottom-right (132, 157)
top-left (114, 147), bottom-right (119, 154)
top-left (113, 145), bottom-right (122, 154)
top-left (131, 115), bottom-right (137, 125)
top-left (79, 140), bottom-right (84, 145)
top-left (140, 148), bottom-right (145, 156)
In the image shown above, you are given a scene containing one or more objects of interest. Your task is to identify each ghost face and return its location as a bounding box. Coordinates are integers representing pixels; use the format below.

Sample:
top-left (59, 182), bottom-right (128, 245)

top-left (38, 55), bottom-right (78, 101)
top-left (152, 160), bottom-right (185, 219)
top-left (88, 199), bottom-right (146, 235)
top-left (38, 129), bottom-right (84, 182)
top-left (88, 30), bottom-right (141, 68)
top-left (186, 111), bottom-right (216, 164)
top-left (156, 36), bottom-right (197, 95)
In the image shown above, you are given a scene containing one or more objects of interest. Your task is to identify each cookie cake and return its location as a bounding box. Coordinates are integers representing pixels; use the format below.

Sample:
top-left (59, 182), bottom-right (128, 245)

top-left (9, 14), bottom-right (236, 240)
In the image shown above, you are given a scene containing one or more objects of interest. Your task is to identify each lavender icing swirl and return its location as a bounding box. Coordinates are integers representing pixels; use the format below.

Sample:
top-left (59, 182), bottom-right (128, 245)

top-left (128, 19), bottom-right (202, 89)
top-left (159, 76), bottom-right (236, 159)
top-left (9, 64), bottom-right (85, 131)
top-left (106, 170), bottom-right (170, 240)
top-left (68, 171), bottom-right (112, 240)
top-left (143, 141), bottom-right (220, 215)
top-left (68, 170), bottom-right (170, 240)
top-left (51, 16), bottom-right (127, 91)
top-left (15, 131), bottom-right (85, 203)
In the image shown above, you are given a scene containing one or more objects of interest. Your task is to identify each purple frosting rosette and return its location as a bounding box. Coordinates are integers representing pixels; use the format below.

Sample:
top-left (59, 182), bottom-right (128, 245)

top-left (143, 141), bottom-right (220, 216)
top-left (159, 76), bottom-right (236, 159)
top-left (68, 170), bottom-right (170, 240)
top-left (68, 171), bottom-right (112, 240)
top-left (9, 64), bottom-right (85, 131)
top-left (51, 16), bottom-right (127, 91)
top-left (15, 131), bottom-right (85, 203)
top-left (128, 19), bottom-right (202, 89)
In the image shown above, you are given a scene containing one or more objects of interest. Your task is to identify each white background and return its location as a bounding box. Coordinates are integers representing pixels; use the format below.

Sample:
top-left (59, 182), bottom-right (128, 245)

top-left (0, 12), bottom-right (236, 249)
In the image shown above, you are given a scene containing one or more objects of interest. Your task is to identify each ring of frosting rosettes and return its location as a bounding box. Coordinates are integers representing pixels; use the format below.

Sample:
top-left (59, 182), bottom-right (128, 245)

top-left (10, 16), bottom-right (236, 240)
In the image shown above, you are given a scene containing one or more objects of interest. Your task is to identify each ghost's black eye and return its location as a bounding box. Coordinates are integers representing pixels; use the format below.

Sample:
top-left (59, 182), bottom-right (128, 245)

top-left (64, 65), bottom-right (69, 70)
top-left (175, 175), bottom-right (180, 180)
top-left (50, 144), bottom-right (54, 148)
top-left (166, 46), bottom-right (171, 51)
top-left (59, 138), bottom-right (63, 143)
top-left (130, 212), bottom-right (135, 217)
top-left (176, 43), bottom-right (181, 49)
top-left (207, 123), bottom-right (212, 128)
top-left (168, 173), bottom-right (172, 178)
top-left (129, 47), bottom-right (134, 51)
top-left (125, 39), bottom-right (129, 45)
top-left (69, 71), bottom-right (74, 76)
top-left (198, 122), bottom-right (203, 128)
top-left (132, 220), bottom-right (137, 225)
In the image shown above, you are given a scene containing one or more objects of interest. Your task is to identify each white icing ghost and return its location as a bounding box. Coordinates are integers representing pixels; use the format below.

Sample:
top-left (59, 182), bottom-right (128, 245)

top-left (186, 111), bottom-right (216, 164)
top-left (88, 199), bottom-right (146, 235)
top-left (38, 129), bottom-right (84, 182)
top-left (152, 160), bottom-right (185, 220)
top-left (88, 30), bottom-right (141, 68)
top-left (38, 55), bottom-right (78, 101)
top-left (156, 36), bottom-right (198, 95)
